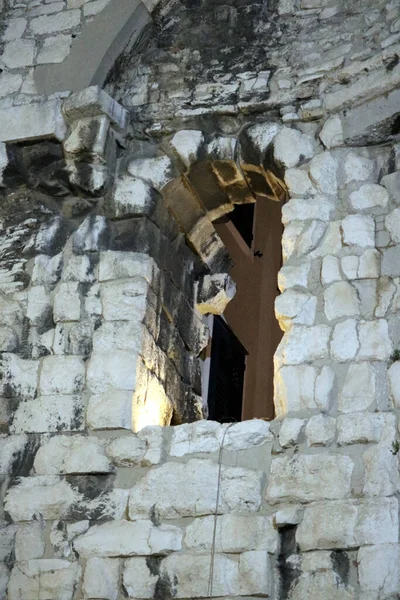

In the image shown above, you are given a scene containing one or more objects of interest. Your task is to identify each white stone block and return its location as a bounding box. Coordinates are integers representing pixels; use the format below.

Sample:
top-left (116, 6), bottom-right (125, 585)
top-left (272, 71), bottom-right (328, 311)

top-left (32, 253), bottom-right (63, 285)
top-left (350, 183), bottom-right (389, 210)
top-left (1, 354), bottom-right (39, 400)
top-left (375, 277), bottom-right (395, 317)
top-left (274, 366), bottom-right (317, 415)
top-left (86, 351), bottom-right (138, 393)
top-left (358, 544), bottom-right (400, 597)
top-left (278, 263), bottom-right (310, 291)
top-left (26, 285), bottom-right (52, 326)
top-left (34, 435), bottom-right (70, 475)
top-left (385, 206), bottom-right (400, 244)
top-left (305, 414), bottom-right (336, 446)
top-left (63, 86), bottom-right (128, 131)
top-left (282, 196), bottom-right (334, 224)
top-left (83, 557), bottom-right (119, 600)
top-left (122, 557), bottom-right (157, 599)
top-left (275, 325), bottom-right (331, 367)
top-left (0, 100), bottom-right (67, 143)
top-left (339, 363), bottom-right (376, 413)
top-left (388, 361), bottom-right (400, 407)
top-left (244, 122), bottom-right (281, 153)
top-left (363, 444), bottom-right (398, 496)
top-left (284, 168), bottom-right (315, 196)
top-left (129, 459), bottom-right (263, 519)
top-left (321, 255), bottom-right (341, 285)
top-left (341, 255), bottom-right (359, 279)
top-left (5, 476), bottom-right (79, 521)
top-left (282, 221), bottom-right (304, 261)
top-left (62, 254), bottom-right (93, 283)
top-left (0, 73), bottom-right (23, 98)
top-left (54, 282), bottom-right (81, 322)
top-left (30, 9), bottom-right (81, 34)
top-left (296, 220), bottom-right (326, 255)
top-left (185, 514), bottom-right (277, 553)
top-left (2, 39), bottom-right (35, 68)
top-left (267, 454), bottom-right (354, 503)
top-left (39, 355), bottom-right (85, 395)
top-left (8, 560), bottom-right (81, 600)
top-left (358, 248), bottom-right (380, 278)
top-left (2, 17), bottom-right (27, 41)
top-left (37, 33), bottom-right (72, 63)
top-left (0, 434), bottom-right (28, 476)
top-left (358, 319), bottom-right (392, 360)
top-left (73, 520), bottom-right (182, 558)
top-left (275, 289), bottom-right (317, 330)
top-left (337, 412), bottom-right (385, 445)
top-left (128, 156), bottom-right (174, 190)
top-left (310, 221), bottom-right (342, 258)
top-left (319, 115), bottom-right (343, 149)
top-left (99, 251), bottom-right (156, 283)
top-left (315, 366), bottom-right (335, 412)
top-left (170, 130), bottom-right (204, 167)
top-left (15, 522), bottom-right (45, 561)
top-left (101, 279), bottom-right (148, 321)
top-left (73, 215), bottom-right (108, 252)
top-left (309, 152), bottom-right (338, 194)
top-left (12, 394), bottom-right (84, 433)
top-left (331, 319), bottom-right (359, 361)
top-left (279, 417), bottom-right (306, 447)
top-left (343, 152), bottom-right (375, 184)
top-left (273, 127), bottom-right (315, 168)
top-left (342, 214), bottom-right (375, 248)
top-left (324, 281), bottom-right (359, 321)
top-left (63, 436), bottom-right (112, 474)
top-left (87, 389), bottom-right (132, 430)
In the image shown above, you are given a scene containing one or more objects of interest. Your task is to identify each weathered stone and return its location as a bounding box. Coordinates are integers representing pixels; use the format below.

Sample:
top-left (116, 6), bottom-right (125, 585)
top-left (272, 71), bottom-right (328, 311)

top-left (36, 34), bottom-right (72, 64)
top-left (73, 520), bottom-right (182, 558)
top-left (86, 351), bottom-right (138, 393)
top-left (275, 289), bottom-right (317, 330)
top-left (343, 152), bottom-right (375, 184)
top-left (358, 248), bottom-right (380, 279)
top-left (12, 394), bottom-right (84, 433)
top-left (310, 221), bottom-right (342, 258)
top-left (309, 152), bottom-right (338, 194)
top-left (358, 544), bottom-right (400, 597)
top-left (15, 522), bottom-right (45, 561)
top-left (323, 281), bottom-right (359, 321)
top-left (185, 514), bottom-right (277, 553)
top-left (5, 477), bottom-right (79, 521)
top-left (128, 155), bottom-right (175, 190)
top-left (358, 319), bottom-right (392, 360)
top-left (267, 454), bottom-right (353, 503)
top-left (330, 319), bottom-right (359, 362)
top-left (73, 215), bottom-right (109, 252)
top-left (342, 214), bottom-right (375, 248)
top-left (290, 571), bottom-right (356, 600)
top-left (296, 220), bottom-right (326, 255)
top-left (129, 459), bottom-right (263, 519)
top-left (385, 206), bottom-right (400, 244)
top-left (382, 246), bottom-right (400, 277)
top-left (63, 86), bottom-right (128, 131)
top-left (337, 412), bottom-right (386, 445)
top-left (305, 414), bottom-right (336, 446)
top-left (1, 354), bottom-right (39, 399)
top-left (274, 366), bottom-right (317, 414)
top-left (8, 560), bottom-right (81, 600)
top-left (388, 360), bottom-right (400, 407)
top-left (26, 285), bottom-right (52, 327)
top-left (0, 100), bottom-right (67, 143)
top-left (30, 10), bottom-right (81, 34)
top-left (275, 325), bottom-right (331, 367)
top-left (39, 355), bottom-right (85, 395)
top-left (349, 183), bottom-right (388, 210)
top-left (282, 196), bottom-right (334, 224)
top-left (101, 279), bottom-right (148, 321)
top-left (339, 363), bottom-right (376, 413)
top-left (279, 417), bottom-right (306, 447)
top-left (82, 558), bottom-right (119, 600)
top-left (87, 389), bottom-right (132, 430)
top-left (53, 282), bottom-right (81, 322)
top-left (315, 366), bottom-right (335, 412)
top-left (196, 272), bottom-right (236, 315)
top-left (170, 130), bottom-right (205, 167)
top-left (2, 17), bottom-right (27, 41)
top-left (32, 253), bottom-right (63, 285)
top-left (2, 39), bottom-right (35, 69)
top-left (363, 444), bottom-right (398, 496)
top-left (284, 168), bottom-right (315, 196)
top-left (273, 127), bottom-right (315, 168)
top-left (278, 263), bottom-right (310, 291)
top-left (106, 426), bottom-right (164, 466)
top-left (319, 116), bottom-right (343, 149)
top-left (321, 255), bottom-right (341, 285)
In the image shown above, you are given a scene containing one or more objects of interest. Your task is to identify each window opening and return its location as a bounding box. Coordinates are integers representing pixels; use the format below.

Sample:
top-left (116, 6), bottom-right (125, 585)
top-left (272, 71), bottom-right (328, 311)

top-left (228, 203), bottom-right (255, 248)
top-left (207, 315), bottom-right (248, 423)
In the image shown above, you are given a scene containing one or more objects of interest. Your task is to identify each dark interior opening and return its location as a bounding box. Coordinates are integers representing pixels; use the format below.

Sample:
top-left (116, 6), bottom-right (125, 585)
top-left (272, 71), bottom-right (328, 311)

top-left (229, 203), bottom-right (255, 248)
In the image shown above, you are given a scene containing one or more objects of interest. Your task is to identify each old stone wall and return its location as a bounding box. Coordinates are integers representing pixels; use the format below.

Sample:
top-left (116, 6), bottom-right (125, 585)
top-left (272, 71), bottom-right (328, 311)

top-left (1, 0), bottom-right (400, 598)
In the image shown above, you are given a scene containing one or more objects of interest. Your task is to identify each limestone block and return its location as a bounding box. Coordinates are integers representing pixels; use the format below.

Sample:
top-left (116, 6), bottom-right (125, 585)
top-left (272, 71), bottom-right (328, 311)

top-left (65, 89), bottom-right (125, 136)
top-left (342, 214), bottom-right (375, 248)
top-left (62, 255), bottom-right (93, 283)
top-left (30, 9), bottom-right (81, 34)
top-left (275, 289), bottom-right (317, 330)
top-left (273, 127), bottom-right (315, 168)
top-left (339, 363), bottom-right (376, 413)
top-left (0, 326), bottom-right (18, 352)
top-left (297, 497), bottom-right (398, 551)
top-left (1, 354), bottom-right (39, 399)
top-left (343, 152), bottom-right (375, 184)
top-left (341, 255), bottom-right (358, 279)
top-left (388, 361), bottom-right (400, 407)
top-left (26, 285), bottom-right (52, 327)
top-left (196, 273), bottom-right (236, 315)
top-left (274, 366), bottom-right (317, 415)
top-left (278, 263), bottom-right (310, 291)
top-left (290, 571), bottom-right (356, 600)
top-left (337, 413), bottom-right (385, 445)
top-left (305, 414), bottom-right (336, 446)
top-left (284, 168), bottom-right (315, 196)
top-left (87, 389), bottom-right (132, 430)
top-left (358, 248), bottom-right (380, 279)
top-left (0, 100), bottom-right (67, 143)
top-left (5, 476), bottom-right (79, 521)
top-left (275, 505), bottom-right (302, 527)
top-left (169, 130), bottom-right (205, 167)
top-left (99, 251), bottom-right (157, 284)
top-left (0, 564), bottom-right (10, 600)
top-left (375, 277), bottom-right (395, 317)
top-left (324, 282), bottom-right (359, 321)
top-left (309, 221), bottom-right (342, 258)
top-left (279, 417), bottom-right (306, 447)
top-left (0, 434), bottom-right (29, 476)
top-left (2, 17), bottom-right (27, 41)
top-left (222, 419), bottom-right (274, 450)
top-left (73, 520), bottom-right (182, 558)
top-left (315, 366), bottom-right (335, 412)
top-left (0, 73), bottom-right (23, 98)
top-left (15, 522), bottom-right (45, 561)
top-left (358, 319), bottom-right (392, 360)
top-left (73, 215), bottom-right (109, 252)
top-left (37, 33), bottom-right (72, 64)
top-left (11, 394), bottom-right (84, 433)
top-left (321, 255), bottom-right (341, 285)
top-left (331, 319), bottom-right (359, 362)
top-left (106, 426), bottom-right (164, 466)
top-left (358, 544), bottom-right (400, 598)
top-left (53, 282), bottom-right (81, 322)
top-left (309, 152), bottom-right (338, 195)
top-left (34, 435), bottom-right (71, 475)
top-left (87, 351), bottom-right (138, 393)
top-left (282, 221), bottom-right (304, 262)
top-left (8, 560), bottom-right (81, 600)
top-left (83, 557), bottom-right (119, 600)
top-left (129, 459), bottom-right (263, 519)
top-left (350, 183), bottom-right (389, 210)
top-left (319, 115), bottom-right (343, 149)
top-left (2, 39), bottom-right (35, 68)
top-left (275, 325), bottom-right (331, 367)
top-left (32, 253), bottom-right (63, 285)
top-left (267, 454), bottom-right (353, 503)
top-left (382, 246), bottom-right (400, 277)
top-left (385, 207), bottom-right (400, 244)
top-left (63, 437), bottom-right (112, 474)
top-left (101, 279), bottom-right (148, 321)
top-left (39, 355), bottom-right (85, 395)
top-left (296, 220), bottom-right (326, 255)
top-left (381, 171), bottom-right (400, 203)
top-left (128, 155), bottom-right (175, 190)
top-left (185, 514), bottom-right (277, 553)
top-left (363, 444), bottom-right (398, 496)
top-left (282, 196), bottom-right (334, 224)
